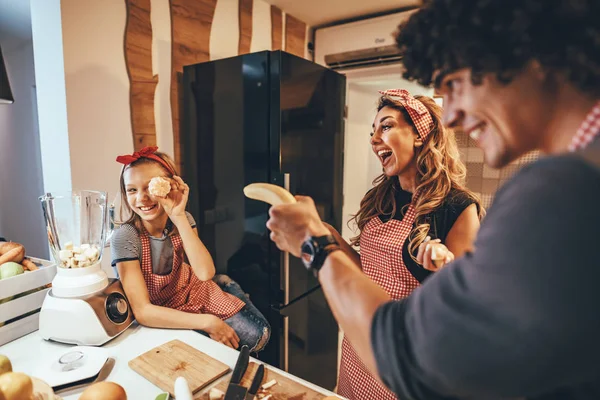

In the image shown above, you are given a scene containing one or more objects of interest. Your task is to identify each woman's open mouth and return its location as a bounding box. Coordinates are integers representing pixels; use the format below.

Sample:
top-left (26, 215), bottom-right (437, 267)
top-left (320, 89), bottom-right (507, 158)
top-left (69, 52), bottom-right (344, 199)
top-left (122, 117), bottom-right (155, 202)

top-left (378, 149), bottom-right (393, 166)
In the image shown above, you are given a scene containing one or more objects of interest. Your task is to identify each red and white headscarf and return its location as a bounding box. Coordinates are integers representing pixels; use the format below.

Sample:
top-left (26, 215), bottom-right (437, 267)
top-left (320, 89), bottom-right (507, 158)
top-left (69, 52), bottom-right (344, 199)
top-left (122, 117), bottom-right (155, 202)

top-left (379, 89), bottom-right (434, 141)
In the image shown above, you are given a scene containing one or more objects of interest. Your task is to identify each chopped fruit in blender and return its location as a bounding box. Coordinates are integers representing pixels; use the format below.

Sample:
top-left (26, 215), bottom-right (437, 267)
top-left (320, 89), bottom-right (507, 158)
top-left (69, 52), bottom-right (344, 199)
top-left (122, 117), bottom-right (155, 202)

top-left (58, 243), bottom-right (100, 268)
top-left (59, 250), bottom-right (73, 261)
top-left (149, 176), bottom-right (171, 198)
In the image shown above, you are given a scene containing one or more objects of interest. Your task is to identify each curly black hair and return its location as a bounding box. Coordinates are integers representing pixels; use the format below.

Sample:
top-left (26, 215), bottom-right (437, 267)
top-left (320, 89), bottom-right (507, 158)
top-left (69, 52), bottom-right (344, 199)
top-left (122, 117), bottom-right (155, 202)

top-left (395, 0), bottom-right (600, 96)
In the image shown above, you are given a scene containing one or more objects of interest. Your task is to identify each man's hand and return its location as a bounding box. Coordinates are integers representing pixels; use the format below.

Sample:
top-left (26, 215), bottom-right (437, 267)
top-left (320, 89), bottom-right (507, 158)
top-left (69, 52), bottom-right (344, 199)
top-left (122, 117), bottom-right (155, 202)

top-left (267, 196), bottom-right (330, 257)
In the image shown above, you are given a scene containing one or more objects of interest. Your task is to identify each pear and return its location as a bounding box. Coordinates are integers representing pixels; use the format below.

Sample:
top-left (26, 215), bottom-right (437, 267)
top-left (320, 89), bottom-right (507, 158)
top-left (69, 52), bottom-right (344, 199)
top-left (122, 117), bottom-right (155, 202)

top-left (0, 372), bottom-right (33, 400)
top-left (0, 356), bottom-right (11, 376)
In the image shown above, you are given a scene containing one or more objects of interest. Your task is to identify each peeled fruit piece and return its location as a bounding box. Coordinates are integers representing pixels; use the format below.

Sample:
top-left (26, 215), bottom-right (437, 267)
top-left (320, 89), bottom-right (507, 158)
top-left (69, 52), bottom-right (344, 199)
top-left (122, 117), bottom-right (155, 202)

top-left (80, 381), bottom-right (127, 400)
top-left (149, 176), bottom-right (171, 198)
top-left (243, 183), bottom-right (296, 206)
top-left (0, 355), bottom-right (11, 375)
top-left (0, 263), bottom-right (24, 280)
top-left (0, 372), bottom-right (33, 400)
top-left (428, 243), bottom-right (448, 268)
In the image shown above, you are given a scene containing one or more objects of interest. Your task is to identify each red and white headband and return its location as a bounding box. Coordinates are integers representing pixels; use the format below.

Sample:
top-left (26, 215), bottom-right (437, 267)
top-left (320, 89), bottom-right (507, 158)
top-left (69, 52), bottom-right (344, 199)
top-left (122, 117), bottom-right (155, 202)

top-left (116, 146), bottom-right (175, 175)
top-left (378, 89), bottom-right (434, 140)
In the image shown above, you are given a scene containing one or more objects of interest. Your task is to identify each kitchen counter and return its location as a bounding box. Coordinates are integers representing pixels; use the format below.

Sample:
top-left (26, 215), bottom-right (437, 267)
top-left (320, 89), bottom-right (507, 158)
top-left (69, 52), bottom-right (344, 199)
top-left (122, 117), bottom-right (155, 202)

top-left (0, 323), bottom-right (341, 399)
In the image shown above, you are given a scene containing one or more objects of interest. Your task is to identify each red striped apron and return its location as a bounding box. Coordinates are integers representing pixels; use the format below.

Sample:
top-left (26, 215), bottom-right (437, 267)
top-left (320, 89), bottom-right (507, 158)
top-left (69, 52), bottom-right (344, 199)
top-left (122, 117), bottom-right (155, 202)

top-left (338, 195), bottom-right (421, 400)
top-left (139, 232), bottom-right (244, 319)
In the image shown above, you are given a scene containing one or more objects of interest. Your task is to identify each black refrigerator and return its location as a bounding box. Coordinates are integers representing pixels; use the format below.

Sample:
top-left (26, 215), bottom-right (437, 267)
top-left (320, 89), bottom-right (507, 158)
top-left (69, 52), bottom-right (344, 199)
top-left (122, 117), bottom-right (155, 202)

top-left (181, 51), bottom-right (346, 389)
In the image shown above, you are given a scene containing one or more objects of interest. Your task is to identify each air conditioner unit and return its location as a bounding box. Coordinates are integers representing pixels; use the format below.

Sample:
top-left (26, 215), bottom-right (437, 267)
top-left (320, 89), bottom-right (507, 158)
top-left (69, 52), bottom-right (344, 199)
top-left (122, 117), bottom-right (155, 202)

top-left (314, 10), bottom-right (416, 71)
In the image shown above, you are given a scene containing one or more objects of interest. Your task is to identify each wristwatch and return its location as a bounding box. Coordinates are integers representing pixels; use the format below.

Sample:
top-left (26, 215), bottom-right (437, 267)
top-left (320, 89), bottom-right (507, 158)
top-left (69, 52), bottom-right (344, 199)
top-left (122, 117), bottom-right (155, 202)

top-left (301, 235), bottom-right (341, 276)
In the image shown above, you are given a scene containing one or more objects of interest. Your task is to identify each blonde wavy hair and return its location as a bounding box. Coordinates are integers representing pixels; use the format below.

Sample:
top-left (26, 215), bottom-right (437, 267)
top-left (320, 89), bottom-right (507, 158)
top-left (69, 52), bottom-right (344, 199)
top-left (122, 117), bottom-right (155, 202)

top-left (116, 151), bottom-right (178, 236)
top-left (350, 95), bottom-right (483, 263)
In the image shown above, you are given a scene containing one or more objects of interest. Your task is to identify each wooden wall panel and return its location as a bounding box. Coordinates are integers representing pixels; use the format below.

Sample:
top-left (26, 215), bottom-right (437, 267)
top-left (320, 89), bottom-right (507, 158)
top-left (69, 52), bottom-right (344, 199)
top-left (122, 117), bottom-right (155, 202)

top-left (169, 0), bottom-right (218, 170)
top-left (270, 5), bottom-right (283, 51)
top-left (124, 0), bottom-right (158, 151)
top-left (285, 14), bottom-right (306, 58)
top-left (238, 0), bottom-right (253, 54)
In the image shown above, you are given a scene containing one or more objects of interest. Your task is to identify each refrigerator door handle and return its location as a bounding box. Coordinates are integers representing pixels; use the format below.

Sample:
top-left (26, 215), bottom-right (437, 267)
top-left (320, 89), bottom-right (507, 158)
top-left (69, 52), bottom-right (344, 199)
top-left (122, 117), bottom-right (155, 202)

top-left (282, 172), bottom-right (291, 372)
top-left (283, 172), bottom-right (291, 306)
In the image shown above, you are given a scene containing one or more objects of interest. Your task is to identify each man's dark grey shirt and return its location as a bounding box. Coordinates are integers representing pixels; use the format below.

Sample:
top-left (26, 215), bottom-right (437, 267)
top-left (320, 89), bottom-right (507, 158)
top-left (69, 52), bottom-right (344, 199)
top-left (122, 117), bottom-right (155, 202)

top-left (371, 139), bottom-right (600, 399)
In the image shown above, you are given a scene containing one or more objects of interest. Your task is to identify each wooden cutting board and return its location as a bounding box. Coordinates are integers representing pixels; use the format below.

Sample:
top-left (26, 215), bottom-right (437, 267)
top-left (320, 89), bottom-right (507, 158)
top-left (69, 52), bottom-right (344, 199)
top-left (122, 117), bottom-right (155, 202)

top-left (129, 339), bottom-right (230, 396)
top-left (201, 362), bottom-right (340, 400)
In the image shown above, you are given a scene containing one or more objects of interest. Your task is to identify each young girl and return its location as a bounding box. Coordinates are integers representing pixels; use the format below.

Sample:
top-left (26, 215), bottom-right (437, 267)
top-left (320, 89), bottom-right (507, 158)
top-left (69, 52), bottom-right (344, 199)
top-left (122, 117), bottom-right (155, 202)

top-left (111, 146), bottom-right (270, 351)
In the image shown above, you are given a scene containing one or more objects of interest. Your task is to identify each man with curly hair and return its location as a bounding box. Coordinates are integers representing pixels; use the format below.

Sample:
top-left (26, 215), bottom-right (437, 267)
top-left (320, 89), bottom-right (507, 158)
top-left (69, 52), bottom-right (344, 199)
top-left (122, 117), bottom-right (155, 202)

top-left (266, 0), bottom-right (600, 398)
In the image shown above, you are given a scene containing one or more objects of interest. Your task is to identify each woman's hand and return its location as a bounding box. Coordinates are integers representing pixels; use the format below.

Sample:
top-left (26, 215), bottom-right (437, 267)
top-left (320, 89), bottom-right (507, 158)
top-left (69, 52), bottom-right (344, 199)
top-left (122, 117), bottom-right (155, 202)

top-left (156, 176), bottom-right (189, 220)
top-left (416, 236), bottom-right (455, 272)
top-left (267, 196), bottom-right (330, 257)
top-left (202, 315), bottom-right (240, 349)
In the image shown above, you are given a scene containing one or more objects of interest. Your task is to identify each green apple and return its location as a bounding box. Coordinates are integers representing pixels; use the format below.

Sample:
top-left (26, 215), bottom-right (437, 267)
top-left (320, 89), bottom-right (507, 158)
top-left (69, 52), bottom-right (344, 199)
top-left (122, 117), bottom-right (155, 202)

top-left (0, 263), bottom-right (23, 280)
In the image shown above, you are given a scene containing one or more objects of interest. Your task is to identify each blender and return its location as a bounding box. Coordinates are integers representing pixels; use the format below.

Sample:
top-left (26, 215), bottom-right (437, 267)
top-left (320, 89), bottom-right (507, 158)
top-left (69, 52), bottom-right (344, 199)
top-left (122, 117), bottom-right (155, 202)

top-left (38, 190), bottom-right (134, 346)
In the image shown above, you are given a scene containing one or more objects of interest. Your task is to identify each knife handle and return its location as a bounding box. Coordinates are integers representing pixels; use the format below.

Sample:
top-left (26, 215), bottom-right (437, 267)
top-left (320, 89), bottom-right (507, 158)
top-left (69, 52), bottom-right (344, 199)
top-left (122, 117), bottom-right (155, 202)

top-left (248, 364), bottom-right (265, 395)
top-left (231, 345), bottom-right (250, 384)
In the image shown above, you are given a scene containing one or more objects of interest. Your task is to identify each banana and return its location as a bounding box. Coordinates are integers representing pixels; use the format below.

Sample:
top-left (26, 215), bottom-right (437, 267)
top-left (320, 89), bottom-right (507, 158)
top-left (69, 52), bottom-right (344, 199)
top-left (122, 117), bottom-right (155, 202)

top-left (243, 183), bottom-right (296, 206)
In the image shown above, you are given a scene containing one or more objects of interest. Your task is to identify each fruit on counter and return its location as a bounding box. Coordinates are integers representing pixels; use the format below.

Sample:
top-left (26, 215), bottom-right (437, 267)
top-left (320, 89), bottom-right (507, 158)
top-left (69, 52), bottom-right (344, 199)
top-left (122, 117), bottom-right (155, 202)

top-left (0, 356), bottom-right (11, 376)
top-left (243, 183), bottom-right (296, 206)
top-left (149, 176), bottom-right (171, 198)
top-left (208, 388), bottom-right (225, 400)
top-left (58, 243), bottom-right (100, 268)
top-left (79, 382), bottom-right (127, 400)
top-left (30, 377), bottom-right (58, 400)
top-left (0, 263), bottom-right (24, 280)
top-left (0, 242), bottom-right (25, 265)
top-left (154, 393), bottom-right (170, 400)
top-left (0, 372), bottom-right (33, 400)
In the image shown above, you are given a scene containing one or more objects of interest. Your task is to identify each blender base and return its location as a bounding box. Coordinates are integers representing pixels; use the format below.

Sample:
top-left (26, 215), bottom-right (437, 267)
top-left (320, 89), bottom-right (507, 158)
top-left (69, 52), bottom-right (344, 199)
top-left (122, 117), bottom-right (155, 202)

top-left (39, 279), bottom-right (134, 346)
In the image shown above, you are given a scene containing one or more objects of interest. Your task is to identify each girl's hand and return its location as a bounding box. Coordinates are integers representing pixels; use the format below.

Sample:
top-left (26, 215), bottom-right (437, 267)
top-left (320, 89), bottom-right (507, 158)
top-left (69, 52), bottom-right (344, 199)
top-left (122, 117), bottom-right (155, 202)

top-left (156, 176), bottom-right (189, 219)
top-left (416, 236), bottom-right (455, 272)
top-left (203, 315), bottom-right (240, 349)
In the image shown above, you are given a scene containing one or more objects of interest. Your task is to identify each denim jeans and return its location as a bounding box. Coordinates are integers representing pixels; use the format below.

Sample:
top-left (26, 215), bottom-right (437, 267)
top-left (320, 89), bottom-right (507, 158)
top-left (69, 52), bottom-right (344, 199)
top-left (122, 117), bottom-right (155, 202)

top-left (197, 274), bottom-right (271, 352)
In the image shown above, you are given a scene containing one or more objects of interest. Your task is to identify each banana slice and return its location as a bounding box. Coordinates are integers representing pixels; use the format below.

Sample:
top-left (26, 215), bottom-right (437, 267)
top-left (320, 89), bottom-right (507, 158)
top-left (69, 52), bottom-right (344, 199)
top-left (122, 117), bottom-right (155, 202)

top-left (429, 242), bottom-right (447, 268)
top-left (243, 183), bottom-right (296, 206)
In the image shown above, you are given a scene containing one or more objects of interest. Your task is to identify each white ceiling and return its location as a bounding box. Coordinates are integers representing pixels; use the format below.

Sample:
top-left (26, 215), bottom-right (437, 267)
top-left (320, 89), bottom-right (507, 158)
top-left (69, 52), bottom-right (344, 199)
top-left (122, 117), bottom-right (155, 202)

top-left (262, 0), bottom-right (421, 27)
top-left (0, 0), bottom-right (32, 41)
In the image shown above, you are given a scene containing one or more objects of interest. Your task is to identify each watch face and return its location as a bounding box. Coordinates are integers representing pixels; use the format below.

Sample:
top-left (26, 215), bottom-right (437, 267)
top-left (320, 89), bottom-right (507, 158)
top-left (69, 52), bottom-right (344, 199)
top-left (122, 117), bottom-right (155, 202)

top-left (301, 241), bottom-right (315, 268)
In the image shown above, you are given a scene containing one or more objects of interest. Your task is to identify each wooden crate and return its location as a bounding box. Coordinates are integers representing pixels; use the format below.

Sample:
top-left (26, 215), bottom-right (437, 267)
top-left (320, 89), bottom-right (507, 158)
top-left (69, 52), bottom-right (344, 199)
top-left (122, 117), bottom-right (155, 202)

top-left (0, 257), bottom-right (56, 346)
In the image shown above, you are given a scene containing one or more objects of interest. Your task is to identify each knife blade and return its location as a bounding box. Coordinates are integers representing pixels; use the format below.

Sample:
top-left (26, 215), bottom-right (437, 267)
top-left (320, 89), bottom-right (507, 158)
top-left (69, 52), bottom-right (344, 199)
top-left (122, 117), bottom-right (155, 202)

top-left (245, 364), bottom-right (265, 400)
top-left (224, 345), bottom-right (250, 400)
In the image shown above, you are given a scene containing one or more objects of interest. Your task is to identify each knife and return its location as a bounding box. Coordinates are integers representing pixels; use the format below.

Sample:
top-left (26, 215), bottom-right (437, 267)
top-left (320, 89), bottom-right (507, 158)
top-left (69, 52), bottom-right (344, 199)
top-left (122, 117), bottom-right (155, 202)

top-left (224, 345), bottom-right (250, 400)
top-left (245, 364), bottom-right (265, 400)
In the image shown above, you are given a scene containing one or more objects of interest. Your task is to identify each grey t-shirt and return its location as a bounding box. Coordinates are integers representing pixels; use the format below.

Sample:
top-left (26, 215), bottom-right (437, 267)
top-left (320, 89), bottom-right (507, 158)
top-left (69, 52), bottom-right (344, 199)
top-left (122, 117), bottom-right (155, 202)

top-left (110, 212), bottom-right (196, 275)
top-left (370, 141), bottom-right (600, 399)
